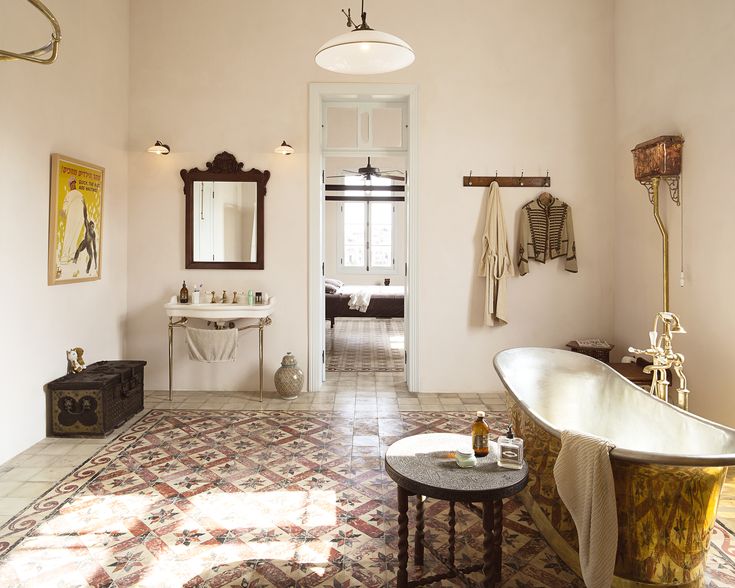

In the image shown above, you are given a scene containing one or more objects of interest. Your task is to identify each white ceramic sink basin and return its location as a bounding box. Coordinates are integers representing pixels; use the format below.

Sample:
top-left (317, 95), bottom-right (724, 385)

top-left (164, 299), bottom-right (275, 320)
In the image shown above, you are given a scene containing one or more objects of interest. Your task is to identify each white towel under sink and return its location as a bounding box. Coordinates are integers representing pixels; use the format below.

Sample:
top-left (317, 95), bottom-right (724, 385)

top-left (186, 327), bottom-right (238, 362)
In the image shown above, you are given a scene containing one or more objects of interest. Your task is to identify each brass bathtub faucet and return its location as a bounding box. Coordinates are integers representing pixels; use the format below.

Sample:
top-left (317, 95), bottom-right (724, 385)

top-left (629, 312), bottom-right (690, 411)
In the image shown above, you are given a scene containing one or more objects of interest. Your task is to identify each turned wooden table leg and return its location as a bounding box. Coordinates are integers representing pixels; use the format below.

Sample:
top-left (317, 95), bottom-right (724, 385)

top-left (397, 486), bottom-right (410, 588)
top-left (448, 500), bottom-right (456, 568)
top-left (492, 499), bottom-right (503, 578)
top-left (482, 499), bottom-right (503, 587)
top-left (385, 434), bottom-right (527, 588)
top-left (415, 495), bottom-right (425, 566)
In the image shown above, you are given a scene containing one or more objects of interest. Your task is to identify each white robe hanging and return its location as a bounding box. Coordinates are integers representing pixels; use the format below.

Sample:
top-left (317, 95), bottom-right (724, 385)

top-left (478, 181), bottom-right (514, 326)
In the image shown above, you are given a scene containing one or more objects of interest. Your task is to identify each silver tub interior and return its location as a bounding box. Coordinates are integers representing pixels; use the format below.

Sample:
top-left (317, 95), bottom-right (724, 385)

top-left (494, 347), bottom-right (735, 466)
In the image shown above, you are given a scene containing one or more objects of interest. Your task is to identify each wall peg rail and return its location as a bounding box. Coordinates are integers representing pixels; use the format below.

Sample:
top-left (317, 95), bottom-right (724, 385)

top-left (463, 170), bottom-right (551, 188)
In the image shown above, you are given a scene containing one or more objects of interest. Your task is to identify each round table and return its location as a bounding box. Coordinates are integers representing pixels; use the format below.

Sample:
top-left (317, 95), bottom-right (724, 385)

top-left (385, 433), bottom-right (528, 588)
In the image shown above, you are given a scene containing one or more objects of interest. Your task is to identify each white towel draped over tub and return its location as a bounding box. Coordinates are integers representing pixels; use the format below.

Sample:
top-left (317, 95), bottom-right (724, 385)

top-left (186, 327), bottom-right (238, 362)
top-left (477, 181), bottom-right (513, 326)
top-left (348, 290), bottom-right (372, 312)
top-left (553, 429), bottom-right (617, 588)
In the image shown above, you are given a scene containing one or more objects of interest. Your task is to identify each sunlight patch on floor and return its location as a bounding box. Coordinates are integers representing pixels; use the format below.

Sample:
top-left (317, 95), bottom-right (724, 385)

top-left (38, 494), bottom-right (154, 535)
top-left (190, 490), bottom-right (337, 529)
top-left (0, 490), bottom-right (337, 587)
top-left (390, 334), bottom-right (404, 350)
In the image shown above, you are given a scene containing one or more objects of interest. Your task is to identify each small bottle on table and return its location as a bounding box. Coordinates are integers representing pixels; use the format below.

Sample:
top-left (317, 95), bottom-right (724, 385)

top-left (471, 411), bottom-right (490, 458)
top-left (497, 425), bottom-right (524, 470)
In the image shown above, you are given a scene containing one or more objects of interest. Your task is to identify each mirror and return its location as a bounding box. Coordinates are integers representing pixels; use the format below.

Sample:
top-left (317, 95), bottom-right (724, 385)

top-left (193, 181), bottom-right (258, 263)
top-left (181, 152), bottom-right (269, 269)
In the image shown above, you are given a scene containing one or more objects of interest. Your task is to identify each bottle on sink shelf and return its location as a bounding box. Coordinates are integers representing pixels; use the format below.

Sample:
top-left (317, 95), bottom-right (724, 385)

top-left (497, 425), bottom-right (524, 470)
top-left (247, 289), bottom-right (254, 305)
top-left (471, 411), bottom-right (490, 458)
top-left (179, 281), bottom-right (189, 303)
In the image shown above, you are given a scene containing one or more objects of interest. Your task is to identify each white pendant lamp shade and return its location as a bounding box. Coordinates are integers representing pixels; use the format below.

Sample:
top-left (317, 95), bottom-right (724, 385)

top-left (316, 29), bottom-right (414, 75)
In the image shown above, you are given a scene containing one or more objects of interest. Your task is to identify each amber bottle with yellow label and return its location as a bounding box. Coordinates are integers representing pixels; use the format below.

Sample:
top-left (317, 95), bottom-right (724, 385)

top-left (471, 411), bottom-right (490, 457)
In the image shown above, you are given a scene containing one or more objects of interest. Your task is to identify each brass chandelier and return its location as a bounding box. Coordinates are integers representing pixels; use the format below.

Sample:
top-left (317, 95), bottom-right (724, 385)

top-left (0, 0), bottom-right (61, 65)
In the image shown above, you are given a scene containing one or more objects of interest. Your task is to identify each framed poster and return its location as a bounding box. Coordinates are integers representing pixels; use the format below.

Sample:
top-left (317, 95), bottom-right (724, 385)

top-left (48, 154), bottom-right (104, 285)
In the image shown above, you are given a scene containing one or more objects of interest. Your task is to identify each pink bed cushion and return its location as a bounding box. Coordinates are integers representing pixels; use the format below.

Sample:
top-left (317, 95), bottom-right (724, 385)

top-left (325, 283), bottom-right (338, 294)
top-left (325, 278), bottom-right (344, 288)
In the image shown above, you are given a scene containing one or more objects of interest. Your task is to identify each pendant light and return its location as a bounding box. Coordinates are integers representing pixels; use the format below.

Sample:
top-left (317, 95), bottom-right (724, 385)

top-left (315, 0), bottom-right (414, 75)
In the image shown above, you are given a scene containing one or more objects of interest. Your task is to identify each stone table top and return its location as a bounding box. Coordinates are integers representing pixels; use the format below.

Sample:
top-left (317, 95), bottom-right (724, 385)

top-left (385, 433), bottom-right (528, 502)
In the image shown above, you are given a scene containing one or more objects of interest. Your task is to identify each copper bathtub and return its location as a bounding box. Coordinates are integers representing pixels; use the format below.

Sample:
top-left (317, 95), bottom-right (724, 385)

top-left (493, 347), bottom-right (735, 588)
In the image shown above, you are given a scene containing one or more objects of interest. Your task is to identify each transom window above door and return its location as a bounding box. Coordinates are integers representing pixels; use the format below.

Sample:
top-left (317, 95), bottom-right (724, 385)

top-left (323, 101), bottom-right (407, 151)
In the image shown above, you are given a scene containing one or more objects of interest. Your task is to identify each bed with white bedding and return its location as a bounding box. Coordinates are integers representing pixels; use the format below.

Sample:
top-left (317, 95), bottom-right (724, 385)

top-left (325, 284), bottom-right (404, 328)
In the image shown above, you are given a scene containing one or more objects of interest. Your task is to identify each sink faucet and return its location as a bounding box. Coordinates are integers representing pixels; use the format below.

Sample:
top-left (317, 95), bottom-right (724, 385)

top-left (628, 312), bottom-right (690, 411)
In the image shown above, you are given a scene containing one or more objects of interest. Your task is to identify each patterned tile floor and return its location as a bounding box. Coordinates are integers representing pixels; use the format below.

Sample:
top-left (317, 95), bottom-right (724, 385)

top-left (0, 374), bottom-right (506, 531)
top-left (326, 319), bottom-right (405, 373)
top-left (0, 375), bottom-right (732, 587)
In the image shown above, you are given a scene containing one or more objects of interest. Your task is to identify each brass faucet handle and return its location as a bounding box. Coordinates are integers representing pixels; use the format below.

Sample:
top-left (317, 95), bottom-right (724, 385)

top-left (643, 359), bottom-right (673, 374)
top-left (628, 346), bottom-right (660, 358)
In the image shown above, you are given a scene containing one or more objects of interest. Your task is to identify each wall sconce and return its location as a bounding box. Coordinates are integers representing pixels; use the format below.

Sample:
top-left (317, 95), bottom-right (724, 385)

top-left (274, 140), bottom-right (294, 155)
top-left (147, 140), bottom-right (171, 155)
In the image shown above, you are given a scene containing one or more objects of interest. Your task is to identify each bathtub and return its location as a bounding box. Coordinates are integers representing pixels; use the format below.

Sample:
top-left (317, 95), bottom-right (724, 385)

top-left (493, 347), bottom-right (735, 588)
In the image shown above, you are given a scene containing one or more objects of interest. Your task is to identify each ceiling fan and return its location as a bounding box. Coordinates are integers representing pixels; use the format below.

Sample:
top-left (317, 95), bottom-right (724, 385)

top-left (327, 157), bottom-right (405, 182)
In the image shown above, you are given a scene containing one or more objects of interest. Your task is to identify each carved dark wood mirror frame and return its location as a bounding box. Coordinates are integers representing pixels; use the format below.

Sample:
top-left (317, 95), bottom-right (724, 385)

top-left (181, 152), bottom-right (270, 270)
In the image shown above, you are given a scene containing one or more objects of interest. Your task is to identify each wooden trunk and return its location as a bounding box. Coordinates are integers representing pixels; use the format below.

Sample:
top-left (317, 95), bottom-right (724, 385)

top-left (46, 360), bottom-right (146, 437)
top-left (631, 135), bottom-right (684, 180)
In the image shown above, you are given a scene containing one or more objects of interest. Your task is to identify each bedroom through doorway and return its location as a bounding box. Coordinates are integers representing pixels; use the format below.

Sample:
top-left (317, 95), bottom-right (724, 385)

top-left (322, 97), bottom-right (408, 383)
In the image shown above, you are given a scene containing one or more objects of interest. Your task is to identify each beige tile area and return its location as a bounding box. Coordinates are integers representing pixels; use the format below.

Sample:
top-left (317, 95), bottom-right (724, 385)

top-left (0, 498), bottom-right (34, 516)
top-left (0, 482), bottom-right (23, 497)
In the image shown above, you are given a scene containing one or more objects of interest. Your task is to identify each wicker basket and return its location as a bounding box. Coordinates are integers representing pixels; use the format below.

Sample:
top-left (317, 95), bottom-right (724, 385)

top-left (565, 341), bottom-right (613, 364)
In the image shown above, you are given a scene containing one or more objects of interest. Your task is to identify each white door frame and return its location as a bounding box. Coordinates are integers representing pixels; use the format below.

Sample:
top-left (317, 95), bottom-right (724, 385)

top-left (308, 83), bottom-right (419, 392)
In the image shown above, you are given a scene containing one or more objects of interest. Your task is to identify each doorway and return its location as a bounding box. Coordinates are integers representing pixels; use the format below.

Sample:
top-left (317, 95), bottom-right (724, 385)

top-left (308, 83), bottom-right (419, 392)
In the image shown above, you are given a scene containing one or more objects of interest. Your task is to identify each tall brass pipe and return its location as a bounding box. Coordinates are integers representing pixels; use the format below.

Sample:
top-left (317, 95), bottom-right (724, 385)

top-left (650, 177), bottom-right (670, 312)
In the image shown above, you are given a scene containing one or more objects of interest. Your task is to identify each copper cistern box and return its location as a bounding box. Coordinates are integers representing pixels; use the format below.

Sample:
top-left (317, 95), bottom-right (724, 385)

top-left (631, 135), bottom-right (684, 180)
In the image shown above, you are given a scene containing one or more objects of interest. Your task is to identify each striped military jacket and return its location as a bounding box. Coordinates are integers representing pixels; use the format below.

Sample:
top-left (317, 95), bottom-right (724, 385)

top-left (517, 196), bottom-right (578, 275)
